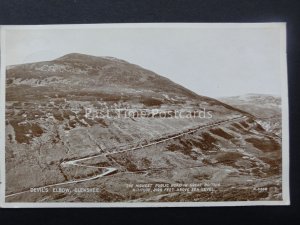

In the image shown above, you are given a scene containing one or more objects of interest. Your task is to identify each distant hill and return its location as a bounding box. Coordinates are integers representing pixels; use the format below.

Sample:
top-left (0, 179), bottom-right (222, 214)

top-left (219, 94), bottom-right (281, 136)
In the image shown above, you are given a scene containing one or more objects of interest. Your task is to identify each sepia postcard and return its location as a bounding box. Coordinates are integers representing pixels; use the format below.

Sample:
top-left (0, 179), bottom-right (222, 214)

top-left (0, 23), bottom-right (289, 207)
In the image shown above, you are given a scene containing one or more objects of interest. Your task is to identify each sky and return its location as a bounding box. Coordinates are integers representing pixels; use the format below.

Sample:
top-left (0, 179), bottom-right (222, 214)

top-left (3, 24), bottom-right (284, 97)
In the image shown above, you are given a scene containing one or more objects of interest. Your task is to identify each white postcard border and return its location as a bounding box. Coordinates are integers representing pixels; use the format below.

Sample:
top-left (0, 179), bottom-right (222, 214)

top-left (0, 23), bottom-right (290, 207)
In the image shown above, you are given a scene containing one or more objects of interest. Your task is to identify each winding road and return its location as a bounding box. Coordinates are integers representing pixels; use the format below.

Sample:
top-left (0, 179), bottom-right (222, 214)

top-left (5, 115), bottom-right (247, 199)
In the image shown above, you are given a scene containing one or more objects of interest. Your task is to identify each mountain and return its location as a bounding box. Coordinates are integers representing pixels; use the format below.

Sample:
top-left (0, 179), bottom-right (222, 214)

top-left (6, 53), bottom-right (202, 101)
top-left (5, 54), bottom-right (282, 202)
top-left (6, 53), bottom-right (248, 114)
